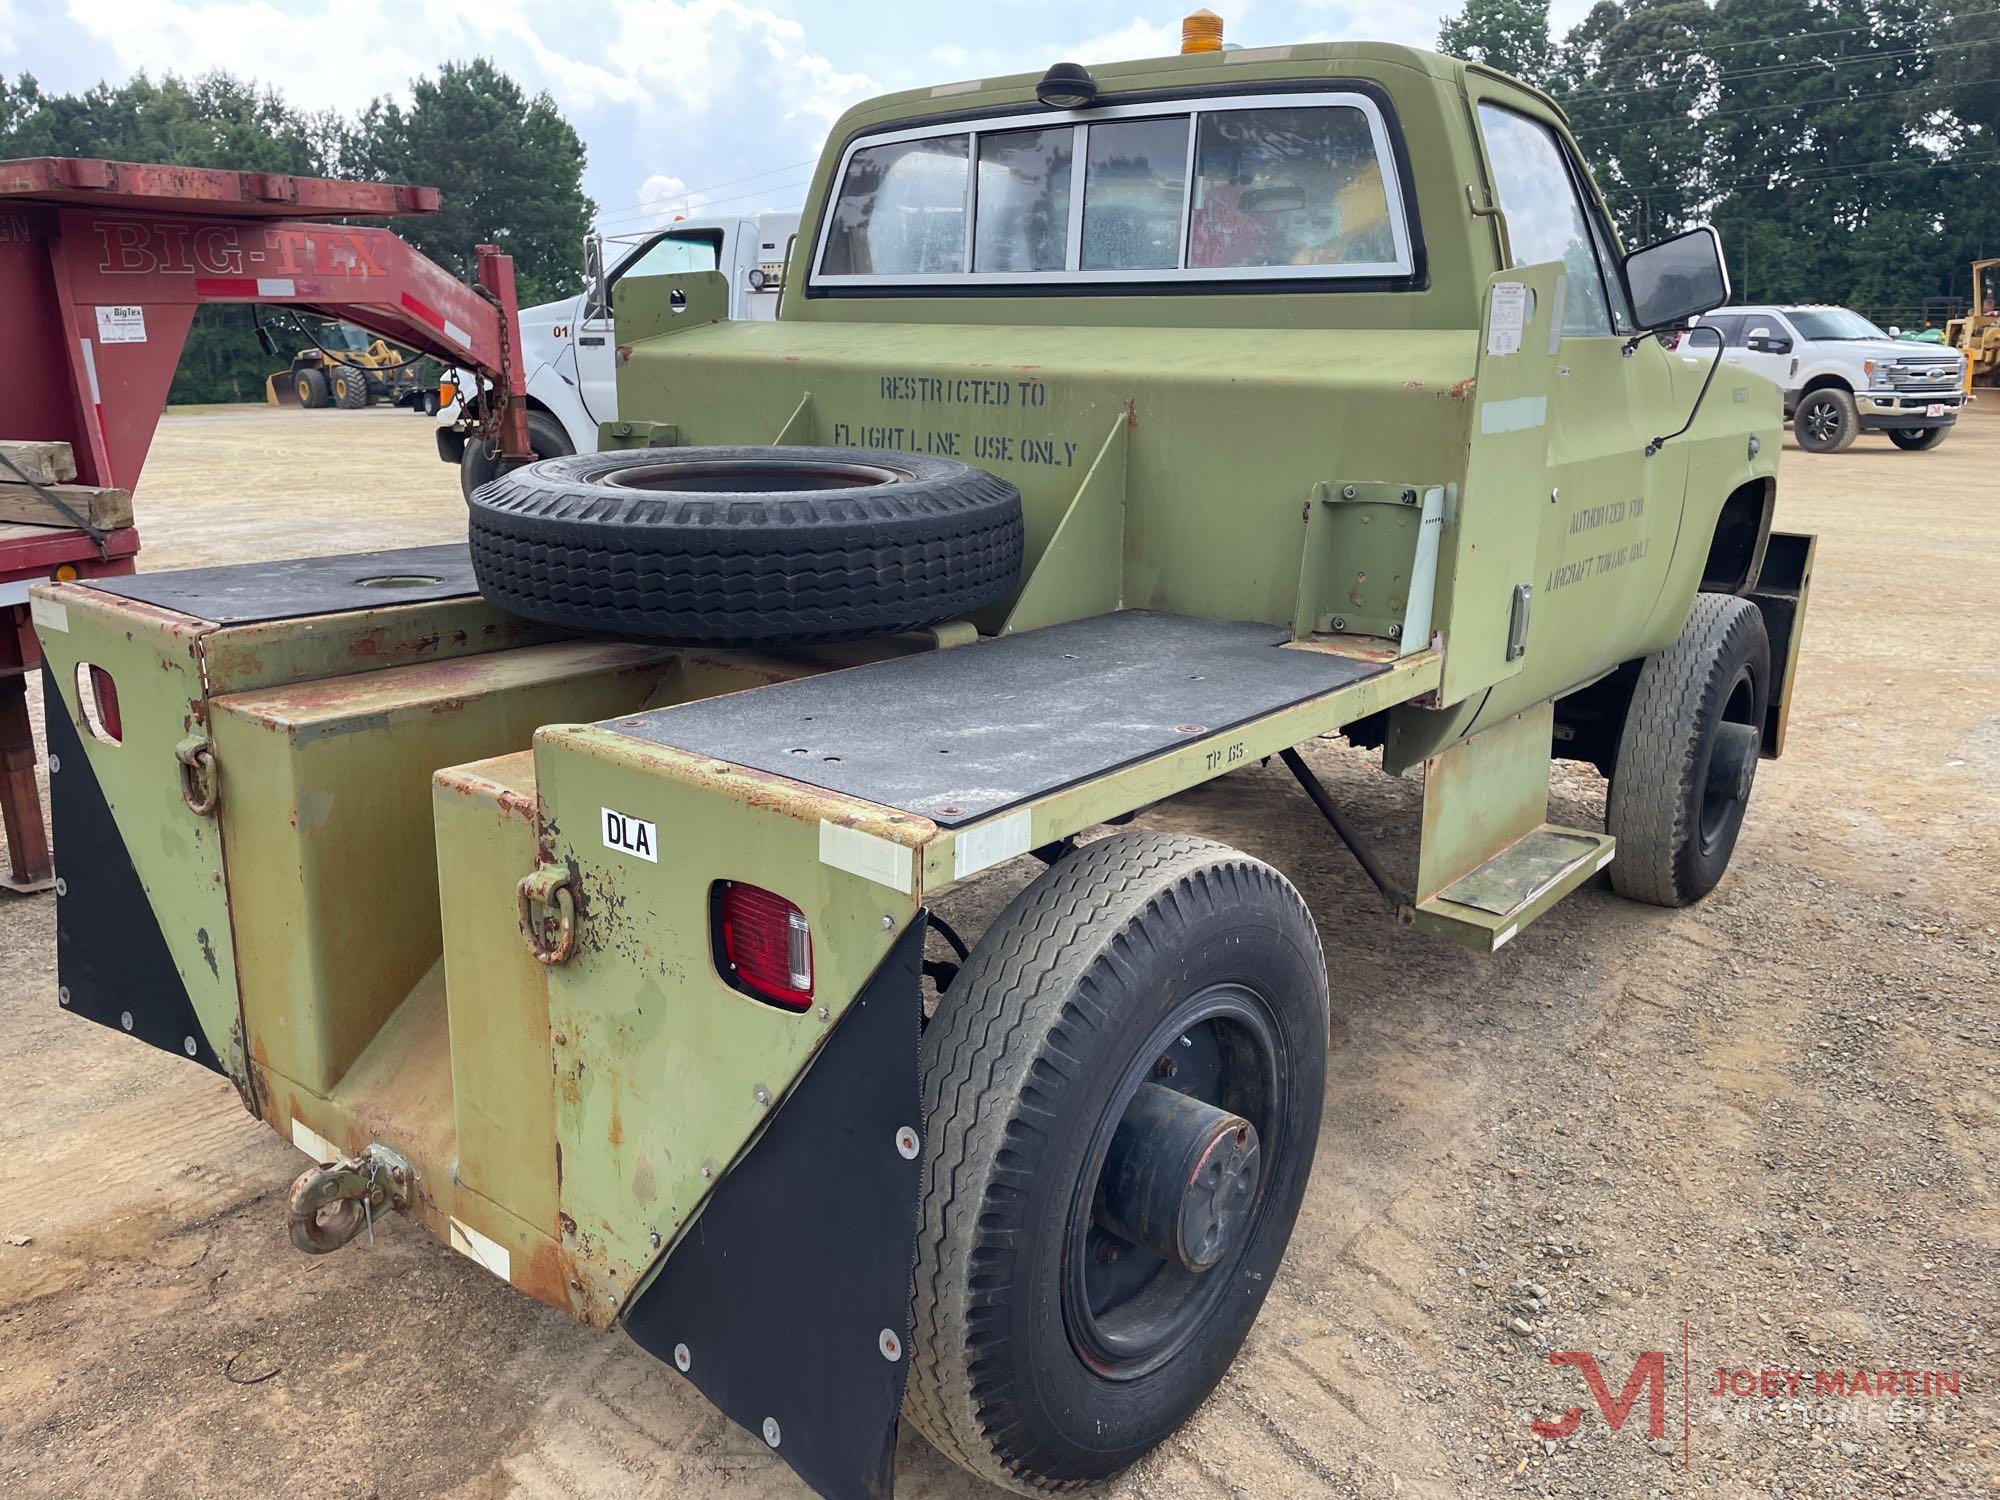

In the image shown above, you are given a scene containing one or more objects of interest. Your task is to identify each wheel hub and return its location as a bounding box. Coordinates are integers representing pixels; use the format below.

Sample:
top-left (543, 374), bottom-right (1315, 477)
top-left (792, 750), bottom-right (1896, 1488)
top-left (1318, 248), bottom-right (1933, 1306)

top-left (1706, 720), bottom-right (1760, 810)
top-left (1097, 1083), bottom-right (1262, 1272)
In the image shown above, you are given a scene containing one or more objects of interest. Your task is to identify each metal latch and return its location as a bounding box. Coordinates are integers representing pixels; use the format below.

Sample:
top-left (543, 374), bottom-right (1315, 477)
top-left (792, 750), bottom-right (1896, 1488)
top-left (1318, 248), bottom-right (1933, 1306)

top-left (286, 1143), bottom-right (415, 1254)
top-left (175, 731), bottom-right (218, 815)
top-left (518, 864), bottom-right (580, 965)
top-left (1506, 582), bottom-right (1533, 661)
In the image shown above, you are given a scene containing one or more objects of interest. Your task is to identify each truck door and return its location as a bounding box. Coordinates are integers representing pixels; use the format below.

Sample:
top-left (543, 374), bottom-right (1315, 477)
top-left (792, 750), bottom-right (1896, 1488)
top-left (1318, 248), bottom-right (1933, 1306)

top-left (578, 228), bottom-right (728, 427)
top-left (1471, 99), bottom-right (1688, 707)
top-left (1732, 312), bottom-right (1797, 398)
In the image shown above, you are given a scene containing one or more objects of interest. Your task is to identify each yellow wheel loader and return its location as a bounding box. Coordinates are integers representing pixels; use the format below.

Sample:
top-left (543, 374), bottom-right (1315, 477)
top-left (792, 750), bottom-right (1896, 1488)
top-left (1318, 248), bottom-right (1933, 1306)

top-left (1944, 259), bottom-right (2000, 390)
top-left (264, 321), bottom-right (433, 410)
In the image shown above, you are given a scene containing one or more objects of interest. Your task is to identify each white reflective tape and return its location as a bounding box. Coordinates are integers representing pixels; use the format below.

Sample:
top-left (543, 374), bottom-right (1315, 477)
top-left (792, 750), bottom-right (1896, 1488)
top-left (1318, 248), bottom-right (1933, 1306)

top-left (1594, 847), bottom-right (1616, 871)
top-left (29, 595), bottom-right (68, 633)
top-left (290, 1117), bottom-right (340, 1164)
top-left (953, 809), bottom-right (1032, 881)
top-left (78, 338), bottom-right (100, 402)
top-left (450, 1218), bottom-right (512, 1282)
top-left (1480, 395), bottom-right (1547, 434)
top-left (930, 80), bottom-right (980, 96)
top-left (819, 820), bottom-right (913, 893)
top-left (1493, 923), bottom-right (1520, 951)
top-left (443, 319), bottom-right (471, 348)
top-left (255, 277), bottom-right (296, 297)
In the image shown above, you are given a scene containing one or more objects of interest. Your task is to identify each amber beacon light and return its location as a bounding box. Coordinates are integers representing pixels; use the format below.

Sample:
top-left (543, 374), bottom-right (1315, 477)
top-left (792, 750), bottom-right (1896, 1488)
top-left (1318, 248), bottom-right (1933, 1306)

top-left (1182, 9), bottom-right (1224, 52)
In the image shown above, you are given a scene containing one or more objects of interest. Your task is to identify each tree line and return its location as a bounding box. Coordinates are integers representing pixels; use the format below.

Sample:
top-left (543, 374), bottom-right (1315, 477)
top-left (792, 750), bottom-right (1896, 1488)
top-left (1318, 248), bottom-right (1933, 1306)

top-left (1439, 0), bottom-right (1997, 328)
top-left (0, 61), bottom-right (594, 403)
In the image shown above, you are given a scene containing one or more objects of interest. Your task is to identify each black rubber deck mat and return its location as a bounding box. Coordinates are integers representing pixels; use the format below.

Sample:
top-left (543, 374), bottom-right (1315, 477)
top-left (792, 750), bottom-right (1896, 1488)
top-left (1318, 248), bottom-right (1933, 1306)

top-left (609, 611), bottom-right (1387, 827)
top-left (84, 543), bottom-right (477, 624)
top-left (622, 916), bottom-right (926, 1500)
top-left (44, 666), bottom-right (222, 1075)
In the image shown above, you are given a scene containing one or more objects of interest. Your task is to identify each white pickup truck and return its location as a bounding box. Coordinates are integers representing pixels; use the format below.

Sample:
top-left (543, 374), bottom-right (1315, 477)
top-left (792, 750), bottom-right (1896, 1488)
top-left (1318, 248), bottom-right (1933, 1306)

top-left (436, 211), bottom-right (801, 495)
top-left (1689, 303), bottom-right (1968, 453)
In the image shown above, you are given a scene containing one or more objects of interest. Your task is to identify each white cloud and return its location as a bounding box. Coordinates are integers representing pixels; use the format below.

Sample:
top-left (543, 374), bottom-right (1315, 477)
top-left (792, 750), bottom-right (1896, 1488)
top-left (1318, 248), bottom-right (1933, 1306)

top-left (0, 0), bottom-right (19, 62)
top-left (44, 0), bottom-right (874, 232)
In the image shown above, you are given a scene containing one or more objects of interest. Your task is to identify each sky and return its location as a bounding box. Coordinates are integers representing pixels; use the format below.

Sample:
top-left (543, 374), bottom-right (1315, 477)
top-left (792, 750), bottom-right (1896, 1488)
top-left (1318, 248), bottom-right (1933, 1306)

top-left (2, 0), bottom-right (1598, 246)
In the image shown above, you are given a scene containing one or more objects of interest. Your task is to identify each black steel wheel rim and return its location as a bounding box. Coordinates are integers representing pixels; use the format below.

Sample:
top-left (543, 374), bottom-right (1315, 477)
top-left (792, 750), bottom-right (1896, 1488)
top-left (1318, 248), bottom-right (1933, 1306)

top-left (1697, 664), bottom-right (1760, 853)
top-left (1061, 984), bottom-right (1281, 1382)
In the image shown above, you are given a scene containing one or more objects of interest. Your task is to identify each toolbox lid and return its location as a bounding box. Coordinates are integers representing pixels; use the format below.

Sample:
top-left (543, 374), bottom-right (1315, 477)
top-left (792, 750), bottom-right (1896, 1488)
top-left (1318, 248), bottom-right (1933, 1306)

top-left (82, 543), bottom-right (477, 624)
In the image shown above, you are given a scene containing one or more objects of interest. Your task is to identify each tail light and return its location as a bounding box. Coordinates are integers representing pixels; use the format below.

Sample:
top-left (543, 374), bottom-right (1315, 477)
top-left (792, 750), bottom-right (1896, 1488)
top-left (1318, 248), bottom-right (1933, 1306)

top-left (713, 881), bottom-right (813, 1010)
top-left (75, 661), bottom-right (121, 744)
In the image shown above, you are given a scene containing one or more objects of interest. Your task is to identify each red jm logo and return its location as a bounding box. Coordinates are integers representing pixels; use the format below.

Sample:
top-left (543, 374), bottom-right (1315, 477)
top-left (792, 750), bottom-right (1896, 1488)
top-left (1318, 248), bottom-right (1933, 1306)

top-left (1531, 1351), bottom-right (1668, 1441)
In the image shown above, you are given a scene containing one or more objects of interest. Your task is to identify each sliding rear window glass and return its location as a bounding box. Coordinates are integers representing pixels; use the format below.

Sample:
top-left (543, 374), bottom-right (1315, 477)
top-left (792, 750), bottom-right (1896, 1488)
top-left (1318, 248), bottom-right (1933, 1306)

top-left (818, 134), bottom-right (969, 277)
top-left (813, 92), bottom-right (1412, 289)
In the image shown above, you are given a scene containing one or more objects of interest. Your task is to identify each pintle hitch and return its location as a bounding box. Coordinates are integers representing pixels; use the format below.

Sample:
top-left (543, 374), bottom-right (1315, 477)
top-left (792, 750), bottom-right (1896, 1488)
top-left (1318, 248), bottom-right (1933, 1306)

top-left (286, 1144), bottom-right (416, 1255)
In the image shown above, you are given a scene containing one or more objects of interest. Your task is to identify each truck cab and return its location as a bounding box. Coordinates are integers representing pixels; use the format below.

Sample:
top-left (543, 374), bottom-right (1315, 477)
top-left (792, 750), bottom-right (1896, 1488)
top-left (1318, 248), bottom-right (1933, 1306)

top-left (435, 210), bottom-right (801, 493)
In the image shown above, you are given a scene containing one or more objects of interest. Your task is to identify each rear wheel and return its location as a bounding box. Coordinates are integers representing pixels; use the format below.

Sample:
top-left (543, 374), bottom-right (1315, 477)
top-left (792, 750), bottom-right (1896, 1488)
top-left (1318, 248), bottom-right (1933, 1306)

top-left (294, 368), bottom-right (329, 409)
top-left (1793, 388), bottom-right (1858, 452)
top-left (1607, 594), bottom-right (1770, 907)
top-left (459, 408), bottom-right (573, 500)
top-left (1887, 426), bottom-right (1949, 451)
top-left (906, 832), bottom-right (1328, 1493)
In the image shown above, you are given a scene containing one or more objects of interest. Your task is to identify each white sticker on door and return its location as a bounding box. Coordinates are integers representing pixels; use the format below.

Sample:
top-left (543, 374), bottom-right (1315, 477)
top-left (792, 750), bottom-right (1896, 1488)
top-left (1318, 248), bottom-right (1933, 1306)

top-left (1486, 281), bottom-right (1526, 356)
top-left (94, 305), bottom-right (147, 343)
top-left (601, 806), bottom-right (658, 862)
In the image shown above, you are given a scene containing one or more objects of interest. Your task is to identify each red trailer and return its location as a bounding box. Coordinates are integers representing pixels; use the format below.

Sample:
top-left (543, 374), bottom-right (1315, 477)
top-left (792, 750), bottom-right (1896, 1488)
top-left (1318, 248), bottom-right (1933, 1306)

top-left (0, 155), bottom-right (533, 889)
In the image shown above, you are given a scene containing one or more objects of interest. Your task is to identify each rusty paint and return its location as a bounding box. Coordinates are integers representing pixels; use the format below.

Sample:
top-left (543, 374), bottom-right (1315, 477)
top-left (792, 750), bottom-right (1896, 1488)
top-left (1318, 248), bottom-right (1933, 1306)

top-left (1448, 377), bottom-right (1477, 400)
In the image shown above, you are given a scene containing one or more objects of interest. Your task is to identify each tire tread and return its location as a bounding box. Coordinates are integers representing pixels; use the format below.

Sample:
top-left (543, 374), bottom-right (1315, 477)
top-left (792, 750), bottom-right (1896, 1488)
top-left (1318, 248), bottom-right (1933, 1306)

top-left (906, 832), bottom-right (1323, 1493)
top-left (1607, 593), bottom-right (1767, 906)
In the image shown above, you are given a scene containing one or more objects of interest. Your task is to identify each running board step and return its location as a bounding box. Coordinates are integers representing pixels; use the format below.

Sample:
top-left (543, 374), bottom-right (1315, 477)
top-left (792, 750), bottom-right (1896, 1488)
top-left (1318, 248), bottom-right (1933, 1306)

top-left (1408, 824), bottom-right (1614, 953)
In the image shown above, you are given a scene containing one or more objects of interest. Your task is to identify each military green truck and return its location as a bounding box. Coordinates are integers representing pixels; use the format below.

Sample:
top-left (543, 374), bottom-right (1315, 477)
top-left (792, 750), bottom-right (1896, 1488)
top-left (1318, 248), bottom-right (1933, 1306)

top-left (32, 34), bottom-right (1811, 1500)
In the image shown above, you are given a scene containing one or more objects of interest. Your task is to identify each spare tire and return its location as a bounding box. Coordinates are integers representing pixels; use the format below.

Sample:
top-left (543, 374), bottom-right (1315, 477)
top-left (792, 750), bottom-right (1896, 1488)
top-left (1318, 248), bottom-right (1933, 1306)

top-left (467, 446), bottom-right (1023, 644)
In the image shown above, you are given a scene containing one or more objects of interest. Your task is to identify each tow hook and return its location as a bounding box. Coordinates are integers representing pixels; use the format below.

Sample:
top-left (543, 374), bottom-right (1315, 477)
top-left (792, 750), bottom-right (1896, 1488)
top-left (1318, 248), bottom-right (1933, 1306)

top-left (518, 864), bottom-right (580, 965)
top-left (286, 1144), bottom-right (416, 1254)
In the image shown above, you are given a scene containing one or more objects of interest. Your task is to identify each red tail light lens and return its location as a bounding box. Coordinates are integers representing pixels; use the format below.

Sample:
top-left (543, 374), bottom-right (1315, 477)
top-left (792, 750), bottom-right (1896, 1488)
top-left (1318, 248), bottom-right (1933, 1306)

top-left (76, 662), bottom-right (121, 744)
top-left (714, 881), bottom-right (813, 1010)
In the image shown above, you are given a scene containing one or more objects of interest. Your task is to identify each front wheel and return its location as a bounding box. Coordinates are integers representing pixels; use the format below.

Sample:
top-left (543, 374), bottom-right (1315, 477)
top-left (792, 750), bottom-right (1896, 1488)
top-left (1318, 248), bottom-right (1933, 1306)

top-left (459, 408), bottom-right (573, 500)
top-left (1888, 425), bottom-right (1949, 451)
top-left (906, 832), bottom-right (1328, 1493)
top-left (1607, 594), bottom-right (1771, 907)
top-left (1793, 389), bottom-right (1858, 452)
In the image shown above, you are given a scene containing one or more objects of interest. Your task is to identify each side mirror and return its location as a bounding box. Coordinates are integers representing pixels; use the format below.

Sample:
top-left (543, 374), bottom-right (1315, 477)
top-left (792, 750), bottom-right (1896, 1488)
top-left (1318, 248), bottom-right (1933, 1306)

top-left (1744, 329), bottom-right (1792, 355)
top-left (1623, 225), bottom-right (1730, 331)
top-left (582, 232), bottom-right (607, 318)
top-left (1888, 325), bottom-right (1903, 339)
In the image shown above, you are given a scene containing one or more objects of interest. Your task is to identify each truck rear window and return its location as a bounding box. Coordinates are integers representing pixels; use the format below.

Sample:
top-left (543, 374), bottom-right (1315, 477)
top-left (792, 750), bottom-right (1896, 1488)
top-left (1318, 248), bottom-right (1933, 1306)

top-left (811, 91), bottom-right (1413, 290)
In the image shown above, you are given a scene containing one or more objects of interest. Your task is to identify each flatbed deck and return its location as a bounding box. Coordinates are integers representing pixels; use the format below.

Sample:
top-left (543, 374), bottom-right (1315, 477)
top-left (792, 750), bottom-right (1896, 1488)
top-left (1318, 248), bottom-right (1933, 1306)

top-left (611, 610), bottom-right (1390, 828)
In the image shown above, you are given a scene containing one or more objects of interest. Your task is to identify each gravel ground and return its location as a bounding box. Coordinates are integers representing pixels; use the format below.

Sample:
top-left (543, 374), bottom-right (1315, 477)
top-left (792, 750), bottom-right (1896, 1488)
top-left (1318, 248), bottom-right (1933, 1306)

top-left (0, 404), bottom-right (1994, 1498)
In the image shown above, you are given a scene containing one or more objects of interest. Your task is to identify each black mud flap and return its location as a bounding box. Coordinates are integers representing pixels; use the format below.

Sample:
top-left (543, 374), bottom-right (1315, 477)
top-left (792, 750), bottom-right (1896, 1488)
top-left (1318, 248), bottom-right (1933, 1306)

top-left (622, 914), bottom-right (927, 1500)
top-left (43, 667), bottom-right (222, 1074)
